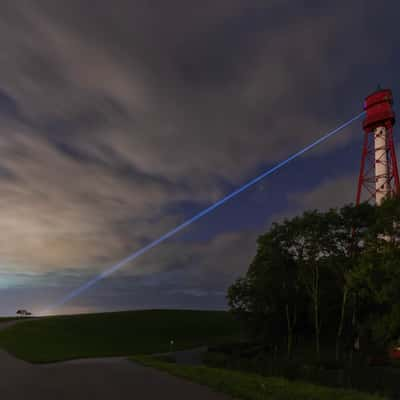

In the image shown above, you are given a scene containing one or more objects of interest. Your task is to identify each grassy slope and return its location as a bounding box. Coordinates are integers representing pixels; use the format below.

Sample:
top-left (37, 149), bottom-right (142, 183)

top-left (131, 355), bottom-right (386, 400)
top-left (0, 309), bottom-right (241, 363)
top-left (0, 317), bottom-right (20, 322)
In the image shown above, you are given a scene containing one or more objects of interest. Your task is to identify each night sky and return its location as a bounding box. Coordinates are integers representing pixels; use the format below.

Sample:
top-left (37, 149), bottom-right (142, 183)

top-left (1, 1), bottom-right (399, 316)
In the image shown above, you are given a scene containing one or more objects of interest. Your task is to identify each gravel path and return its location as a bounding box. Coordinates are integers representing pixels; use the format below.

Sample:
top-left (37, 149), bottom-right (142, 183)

top-left (0, 320), bottom-right (231, 400)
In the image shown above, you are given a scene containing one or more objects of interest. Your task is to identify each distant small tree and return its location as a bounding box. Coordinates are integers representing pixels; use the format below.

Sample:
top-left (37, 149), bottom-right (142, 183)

top-left (16, 309), bottom-right (31, 316)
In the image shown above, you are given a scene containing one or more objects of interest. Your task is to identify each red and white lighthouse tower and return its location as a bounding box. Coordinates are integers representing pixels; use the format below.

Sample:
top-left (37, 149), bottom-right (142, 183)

top-left (356, 88), bottom-right (400, 205)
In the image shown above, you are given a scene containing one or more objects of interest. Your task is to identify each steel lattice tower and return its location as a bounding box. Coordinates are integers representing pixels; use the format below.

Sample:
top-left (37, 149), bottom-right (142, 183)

top-left (356, 88), bottom-right (400, 205)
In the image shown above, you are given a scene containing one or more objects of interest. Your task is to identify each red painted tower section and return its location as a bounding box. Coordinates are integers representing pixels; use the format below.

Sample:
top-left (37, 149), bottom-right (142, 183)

top-left (356, 88), bottom-right (400, 205)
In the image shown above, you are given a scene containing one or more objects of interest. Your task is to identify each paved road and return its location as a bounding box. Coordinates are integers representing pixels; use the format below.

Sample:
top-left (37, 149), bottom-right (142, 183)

top-left (0, 321), bottom-right (231, 400)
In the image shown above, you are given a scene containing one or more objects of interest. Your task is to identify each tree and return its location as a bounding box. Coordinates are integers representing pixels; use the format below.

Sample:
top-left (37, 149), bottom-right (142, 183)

top-left (16, 309), bottom-right (32, 316)
top-left (228, 220), bottom-right (305, 359)
top-left (253, 223), bottom-right (302, 359)
top-left (229, 210), bottom-right (341, 361)
top-left (228, 197), bottom-right (400, 364)
top-left (327, 203), bottom-right (375, 360)
top-left (350, 197), bottom-right (400, 352)
top-left (291, 210), bottom-right (336, 362)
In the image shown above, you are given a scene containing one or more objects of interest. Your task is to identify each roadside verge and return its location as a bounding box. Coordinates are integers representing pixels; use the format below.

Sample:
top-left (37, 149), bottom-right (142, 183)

top-left (130, 355), bottom-right (386, 400)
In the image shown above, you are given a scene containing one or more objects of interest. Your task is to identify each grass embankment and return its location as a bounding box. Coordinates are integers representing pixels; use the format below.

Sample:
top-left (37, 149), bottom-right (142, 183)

top-left (0, 317), bottom-right (20, 322)
top-left (0, 309), bottom-right (241, 363)
top-left (203, 342), bottom-right (400, 398)
top-left (131, 355), bottom-right (386, 400)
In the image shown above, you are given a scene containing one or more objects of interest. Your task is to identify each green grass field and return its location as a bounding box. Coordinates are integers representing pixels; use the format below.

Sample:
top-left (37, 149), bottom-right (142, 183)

top-left (0, 317), bottom-right (20, 322)
top-left (131, 355), bottom-right (386, 400)
top-left (0, 309), bottom-right (242, 363)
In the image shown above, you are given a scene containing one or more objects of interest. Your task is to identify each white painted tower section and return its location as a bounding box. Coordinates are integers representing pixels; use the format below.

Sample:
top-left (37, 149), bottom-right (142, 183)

top-left (374, 126), bottom-right (390, 205)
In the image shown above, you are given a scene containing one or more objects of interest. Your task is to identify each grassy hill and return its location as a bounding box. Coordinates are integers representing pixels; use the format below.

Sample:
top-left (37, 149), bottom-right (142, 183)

top-left (0, 309), bottom-right (242, 363)
top-left (0, 317), bottom-right (20, 322)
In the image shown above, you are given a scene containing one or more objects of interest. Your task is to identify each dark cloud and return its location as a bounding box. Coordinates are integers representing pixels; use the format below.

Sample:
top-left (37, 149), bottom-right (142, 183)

top-left (0, 1), bottom-right (399, 313)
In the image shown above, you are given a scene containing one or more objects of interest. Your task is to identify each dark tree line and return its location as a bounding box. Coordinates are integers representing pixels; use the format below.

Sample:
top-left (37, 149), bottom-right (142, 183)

top-left (228, 197), bottom-right (400, 362)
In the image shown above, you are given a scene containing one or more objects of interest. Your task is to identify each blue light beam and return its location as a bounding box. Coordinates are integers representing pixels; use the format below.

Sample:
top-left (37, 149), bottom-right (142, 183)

top-left (40, 111), bottom-right (365, 315)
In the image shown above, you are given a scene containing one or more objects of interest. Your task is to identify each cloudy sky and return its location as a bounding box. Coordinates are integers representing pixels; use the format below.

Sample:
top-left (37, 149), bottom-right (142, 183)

top-left (0, 1), bottom-right (399, 315)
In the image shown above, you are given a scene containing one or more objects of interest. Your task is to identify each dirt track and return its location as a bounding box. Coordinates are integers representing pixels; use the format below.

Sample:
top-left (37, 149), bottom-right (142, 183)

top-left (0, 321), bottom-right (231, 399)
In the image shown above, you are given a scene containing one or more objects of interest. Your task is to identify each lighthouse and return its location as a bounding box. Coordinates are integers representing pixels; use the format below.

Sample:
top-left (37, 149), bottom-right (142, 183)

top-left (356, 88), bottom-right (400, 205)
